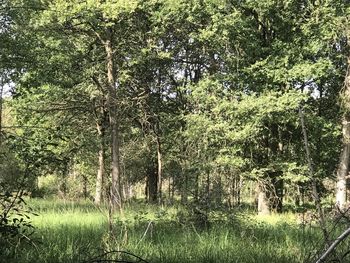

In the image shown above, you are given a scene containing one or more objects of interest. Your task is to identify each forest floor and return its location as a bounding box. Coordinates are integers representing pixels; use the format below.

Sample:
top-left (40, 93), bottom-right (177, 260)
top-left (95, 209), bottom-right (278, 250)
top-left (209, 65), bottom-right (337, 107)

top-left (4, 199), bottom-right (334, 263)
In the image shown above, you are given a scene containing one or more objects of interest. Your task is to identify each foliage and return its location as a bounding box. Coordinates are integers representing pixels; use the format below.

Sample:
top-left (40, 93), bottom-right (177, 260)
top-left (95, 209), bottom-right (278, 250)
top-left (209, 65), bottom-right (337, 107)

top-left (0, 182), bottom-right (36, 261)
top-left (6, 198), bottom-right (330, 263)
top-left (0, 3), bottom-right (349, 261)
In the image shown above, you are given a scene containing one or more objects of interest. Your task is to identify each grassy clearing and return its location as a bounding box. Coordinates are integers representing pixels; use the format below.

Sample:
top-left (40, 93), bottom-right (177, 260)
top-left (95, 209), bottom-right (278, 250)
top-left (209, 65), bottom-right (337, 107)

top-left (4, 199), bottom-right (326, 263)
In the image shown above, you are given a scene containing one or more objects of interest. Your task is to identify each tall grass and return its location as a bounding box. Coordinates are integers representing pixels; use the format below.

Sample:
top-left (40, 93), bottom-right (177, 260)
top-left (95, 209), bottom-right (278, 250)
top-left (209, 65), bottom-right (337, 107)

top-left (4, 198), bottom-right (325, 263)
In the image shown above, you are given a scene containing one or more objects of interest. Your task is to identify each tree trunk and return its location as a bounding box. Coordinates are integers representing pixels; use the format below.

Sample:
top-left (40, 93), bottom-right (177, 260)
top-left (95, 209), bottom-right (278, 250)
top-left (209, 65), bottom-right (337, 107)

top-left (206, 170), bottom-right (211, 207)
top-left (181, 169), bottom-right (188, 204)
top-left (156, 133), bottom-right (162, 204)
top-left (336, 118), bottom-right (350, 210)
top-left (336, 60), bottom-right (350, 210)
top-left (94, 120), bottom-right (105, 205)
top-left (299, 105), bottom-right (328, 242)
top-left (271, 174), bottom-right (283, 213)
top-left (268, 124), bottom-right (284, 213)
top-left (257, 183), bottom-right (270, 215)
top-left (213, 174), bottom-right (222, 205)
top-left (0, 80), bottom-right (3, 146)
top-left (147, 162), bottom-right (158, 203)
top-left (105, 28), bottom-right (121, 211)
top-left (83, 175), bottom-right (88, 200)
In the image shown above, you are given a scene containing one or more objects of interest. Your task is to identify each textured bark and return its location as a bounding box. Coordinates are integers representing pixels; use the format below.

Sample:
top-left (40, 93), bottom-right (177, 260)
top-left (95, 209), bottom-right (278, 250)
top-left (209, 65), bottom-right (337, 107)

top-left (105, 28), bottom-right (121, 211)
top-left (336, 118), bottom-right (350, 210)
top-left (336, 60), bottom-right (350, 210)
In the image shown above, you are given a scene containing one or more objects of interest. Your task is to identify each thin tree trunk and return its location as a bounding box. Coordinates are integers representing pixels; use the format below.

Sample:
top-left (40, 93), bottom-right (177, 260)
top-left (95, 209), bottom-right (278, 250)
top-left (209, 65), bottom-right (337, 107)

top-left (94, 120), bottom-right (105, 205)
top-left (238, 176), bottom-right (242, 205)
top-left (206, 170), bottom-right (211, 206)
top-left (105, 28), bottom-right (121, 211)
top-left (156, 134), bottom-right (162, 204)
top-left (181, 168), bottom-right (188, 204)
top-left (299, 105), bottom-right (328, 242)
top-left (0, 79), bottom-right (3, 146)
top-left (83, 175), bottom-right (88, 200)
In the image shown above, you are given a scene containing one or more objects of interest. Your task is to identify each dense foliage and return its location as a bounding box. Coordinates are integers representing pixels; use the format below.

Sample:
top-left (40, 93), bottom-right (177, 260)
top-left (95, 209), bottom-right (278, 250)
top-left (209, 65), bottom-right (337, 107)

top-left (0, 0), bottom-right (349, 228)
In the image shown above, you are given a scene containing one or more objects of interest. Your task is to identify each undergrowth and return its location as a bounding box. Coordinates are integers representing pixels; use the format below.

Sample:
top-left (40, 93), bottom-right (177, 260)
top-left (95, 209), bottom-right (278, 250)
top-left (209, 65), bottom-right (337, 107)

top-left (3, 198), bottom-right (326, 263)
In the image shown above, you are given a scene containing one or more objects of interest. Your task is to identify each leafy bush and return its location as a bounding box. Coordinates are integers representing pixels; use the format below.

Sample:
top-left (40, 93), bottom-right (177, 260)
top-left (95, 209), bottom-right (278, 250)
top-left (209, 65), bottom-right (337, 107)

top-left (0, 189), bottom-right (36, 258)
top-left (0, 145), bottom-right (36, 259)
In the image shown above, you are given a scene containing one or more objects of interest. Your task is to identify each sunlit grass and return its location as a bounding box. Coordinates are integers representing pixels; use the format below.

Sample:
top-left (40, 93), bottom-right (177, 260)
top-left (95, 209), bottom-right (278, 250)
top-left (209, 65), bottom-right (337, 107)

top-left (5, 198), bottom-right (325, 263)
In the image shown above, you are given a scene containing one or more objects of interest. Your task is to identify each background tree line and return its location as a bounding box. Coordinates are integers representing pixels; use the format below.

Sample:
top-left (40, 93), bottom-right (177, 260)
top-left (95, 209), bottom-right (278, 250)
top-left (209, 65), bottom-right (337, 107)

top-left (0, 0), bottom-right (349, 216)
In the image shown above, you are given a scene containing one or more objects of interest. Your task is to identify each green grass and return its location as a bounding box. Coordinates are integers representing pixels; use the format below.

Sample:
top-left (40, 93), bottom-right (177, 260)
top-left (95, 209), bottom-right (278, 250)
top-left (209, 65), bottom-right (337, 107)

top-left (3, 198), bottom-right (327, 263)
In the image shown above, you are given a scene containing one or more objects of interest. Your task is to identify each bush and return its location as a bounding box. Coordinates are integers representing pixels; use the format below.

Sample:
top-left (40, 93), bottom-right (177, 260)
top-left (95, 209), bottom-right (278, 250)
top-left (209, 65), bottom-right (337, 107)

top-left (0, 189), bottom-right (36, 259)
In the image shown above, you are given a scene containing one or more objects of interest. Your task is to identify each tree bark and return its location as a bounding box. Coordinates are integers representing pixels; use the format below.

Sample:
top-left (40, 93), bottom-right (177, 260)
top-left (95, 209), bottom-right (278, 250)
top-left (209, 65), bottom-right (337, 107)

top-left (336, 117), bottom-right (350, 210)
top-left (0, 79), bottom-right (3, 146)
top-left (257, 183), bottom-right (270, 215)
top-left (156, 132), bottom-right (162, 204)
top-left (147, 162), bottom-right (158, 203)
top-left (299, 105), bottom-right (328, 241)
top-left (94, 118), bottom-right (106, 205)
top-left (336, 61), bottom-right (350, 210)
top-left (105, 28), bottom-right (121, 211)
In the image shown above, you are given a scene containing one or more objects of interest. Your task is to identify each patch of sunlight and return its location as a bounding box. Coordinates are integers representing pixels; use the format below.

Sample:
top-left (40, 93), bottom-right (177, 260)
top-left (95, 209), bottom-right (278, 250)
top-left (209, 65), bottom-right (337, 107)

top-left (32, 211), bottom-right (108, 228)
top-left (253, 212), bottom-right (296, 225)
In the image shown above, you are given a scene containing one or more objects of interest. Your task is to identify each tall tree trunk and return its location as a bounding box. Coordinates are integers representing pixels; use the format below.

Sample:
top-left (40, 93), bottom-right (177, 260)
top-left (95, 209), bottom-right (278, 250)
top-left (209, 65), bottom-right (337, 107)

top-left (336, 118), bottom-right (350, 210)
top-left (299, 105), bottom-right (328, 241)
top-left (336, 60), bottom-right (350, 210)
top-left (147, 162), bottom-right (158, 203)
top-left (237, 176), bottom-right (242, 205)
top-left (0, 80), bottom-right (3, 146)
top-left (181, 168), bottom-right (188, 204)
top-left (214, 174), bottom-right (222, 205)
top-left (206, 170), bottom-right (211, 206)
top-left (269, 124), bottom-right (284, 213)
top-left (105, 28), bottom-right (121, 211)
top-left (156, 133), bottom-right (162, 204)
top-left (94, 119), bottom-right (105, 205)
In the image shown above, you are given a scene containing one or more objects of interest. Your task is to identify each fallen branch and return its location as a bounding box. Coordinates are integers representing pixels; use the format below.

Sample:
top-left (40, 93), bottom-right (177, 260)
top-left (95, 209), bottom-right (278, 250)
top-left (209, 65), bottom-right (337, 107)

top-left (316, 227), bottom-right (350, 263)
